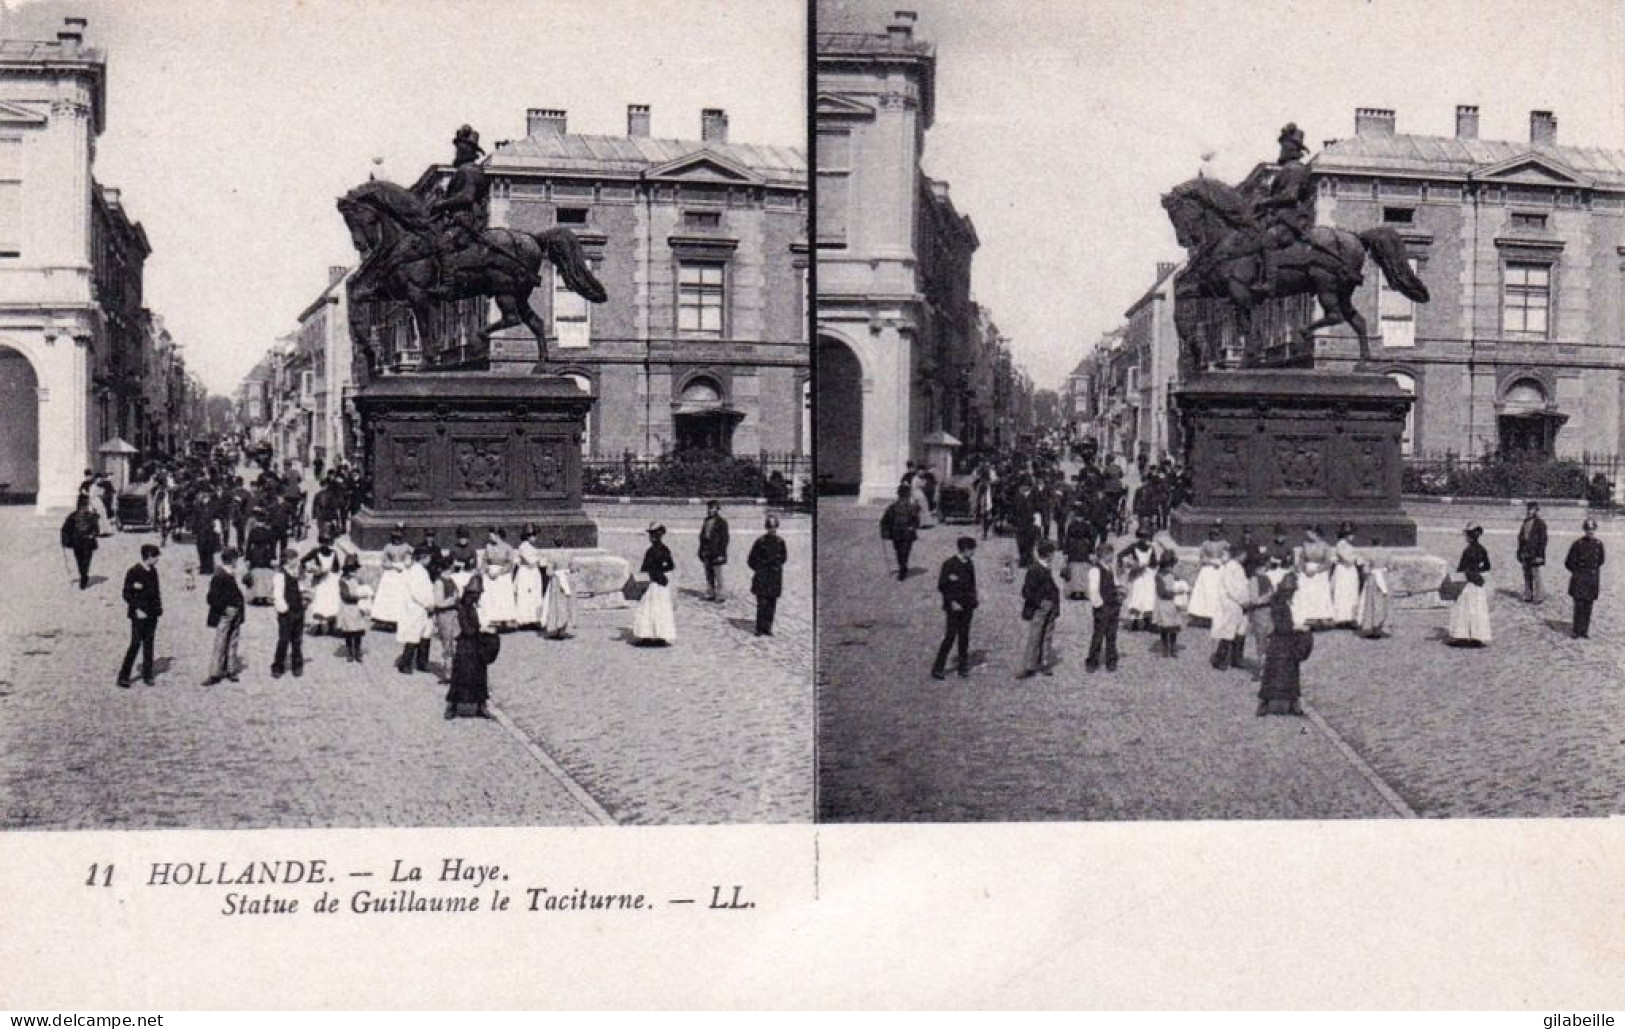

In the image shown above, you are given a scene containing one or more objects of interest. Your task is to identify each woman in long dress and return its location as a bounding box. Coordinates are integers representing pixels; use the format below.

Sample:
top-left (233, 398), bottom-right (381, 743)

top-left (1447, 524), bottom-right (1493, 646)
top-left (245, 512), bottom-right (280, 606)
top-left (1258, 573), bottom-right (1310, 716)
top-left (477, 528), bottom-right (519, 631)
top-left (370, 528), bottom-right (413, 626)
top-left (1242, 548), bottom-right (1278, 678)
top-left (1122, 529), bottom-right (1158, 630)
top-left (445, 576), bottom-right (491, 720)
top-left (540, 556), bottom-right (577, 639)
top-left (1062, 516), bottom-right (1093, 599)
top-left (1186, 524), bottom-right (1229, 623)
top-left (1356, 556), bottom-right (1391, 639)
top-left (1292, 526), bottom-right (1337, 629)
top-left (1330, 522), bottom-right (1362, 628)
top-left (513, 525), bottom-right (545, 629)
top-left (910, 470), bottom-right (935, 530)
top-left (631, 523), bottom-right (677, 645)
top-left (1151, 551), bottom-right (1188, 657)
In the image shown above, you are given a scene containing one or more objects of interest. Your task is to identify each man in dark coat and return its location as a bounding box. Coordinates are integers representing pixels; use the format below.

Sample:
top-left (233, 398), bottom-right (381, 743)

top-left (1564, 518), bottom-right (1606, 639)
top-left (745, 516), bottom-right (788, 636)
top-left (879, 485), bottom-right (921, 581)
top-left (204, 547), bottom-right (245, 685)
top-left (698, 499), bottom-right (731, 602)
top-left (192, 488), bottom-right (221, 574)
top-left (1018, 540), bottom-right (1061, 678)
top-left (1516, 500), bottom-right (1549, 604)
top-left (271, 549), bottom-right (307, 677)
top-left (117, 544), bottom-right (163, 687)
top-left (60, 494), bottom-right (101, 589)
top-left (931, 536), bottom-right (979, 680)
top-left (1009, 481), bottom-right (1039, 568)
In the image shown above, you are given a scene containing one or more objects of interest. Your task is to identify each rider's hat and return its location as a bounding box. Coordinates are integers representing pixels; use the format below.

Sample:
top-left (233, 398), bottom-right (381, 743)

top-left (1278, 122), bottom-right (1307, 151)
top-left (453, 124), bottom-right (486, 155)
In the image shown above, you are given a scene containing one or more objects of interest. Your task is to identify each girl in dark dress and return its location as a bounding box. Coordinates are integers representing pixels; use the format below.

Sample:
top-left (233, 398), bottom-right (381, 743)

top-left (1258, 572), bottom-right (1310, 716)
top-left (446, 576), bottom-right (490, 720)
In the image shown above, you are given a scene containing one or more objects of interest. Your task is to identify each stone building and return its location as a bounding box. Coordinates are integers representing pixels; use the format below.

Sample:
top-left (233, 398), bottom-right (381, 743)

top-left (1310, 106), bottom-right (1625, 459)
top-left (815, 9), bottom-right (985, 499)
top-left (290, 265), bottom-right (353, 470)
top-left (1121, 262), bottom-right (1182, 462)
top-left (359, 105), bottom-right (809, 463)
top-left (0, 18), bottom-right (169, 509)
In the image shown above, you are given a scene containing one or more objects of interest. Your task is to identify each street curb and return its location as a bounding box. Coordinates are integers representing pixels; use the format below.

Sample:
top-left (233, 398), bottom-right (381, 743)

top-left (586, 496), bottom-right (770, 506)
top-left (1402, 494), bottom-right (1602, 509)
top-left (487, 704), bottom-right (618, 826)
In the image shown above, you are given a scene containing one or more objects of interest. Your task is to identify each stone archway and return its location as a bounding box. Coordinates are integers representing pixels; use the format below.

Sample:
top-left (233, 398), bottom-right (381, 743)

top-left (0, 345), bottom-right (39, 504)
top-left (816, 334), bottom-right (863, 494)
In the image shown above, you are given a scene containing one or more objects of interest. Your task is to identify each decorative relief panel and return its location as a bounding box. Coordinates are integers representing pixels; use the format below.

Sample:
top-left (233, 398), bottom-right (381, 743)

top-left (451, 438), bottom-right (508, 498)
top-left (1206, 434), bottom-right (1251, 498)
top-left (389, 435), bottom-right (433, 500)
top-left (526, 439), bottom-right (568, 499)
top-left (1347, 434), bottom-right (1390, 498)
top-left (1270, 435), bottom-right (1327, 497)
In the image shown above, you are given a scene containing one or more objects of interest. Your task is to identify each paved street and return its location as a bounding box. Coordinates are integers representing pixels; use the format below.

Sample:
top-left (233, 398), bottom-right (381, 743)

top-left (817, 500), bottom-right (1625, 821)
top-left (0, 502), bottom-right (811, 829)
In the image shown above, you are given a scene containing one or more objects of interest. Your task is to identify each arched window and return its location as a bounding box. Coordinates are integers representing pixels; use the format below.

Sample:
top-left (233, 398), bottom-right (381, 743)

top-left (1502, 378), bottom-right (1547, 411)
top-left (1389, 372), bottom-right (1416, 456)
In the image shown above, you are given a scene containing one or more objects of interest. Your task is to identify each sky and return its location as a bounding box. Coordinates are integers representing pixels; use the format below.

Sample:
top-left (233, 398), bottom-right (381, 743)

top-left (2, 0), bottom-right (807, 395)
top-left (822, 0), bottom-right (1625, 391)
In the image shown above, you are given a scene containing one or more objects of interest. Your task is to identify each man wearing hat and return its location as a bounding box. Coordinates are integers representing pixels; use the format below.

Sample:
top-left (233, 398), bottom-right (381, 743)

top-left (931, 536), bottom-right (980, 680)
top-left (745, 515), bottom-right (787, 636)
top-left (1564, 519), bottom-right (1606, 638)
top-left (879, 484), bottom-right (921, 581)
top-left (698, 499), bottom-right (731, 603)
top-left (1246, 122), bottom-right (1315, 299)
top-left (448, 525), bottom-right (478, 573)
top-left (1516, 500), bottom-right (1549, 604)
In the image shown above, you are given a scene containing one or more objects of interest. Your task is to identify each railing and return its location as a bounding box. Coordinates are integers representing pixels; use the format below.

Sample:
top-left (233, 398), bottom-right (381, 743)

top-left (583, 450), bottom-right (811, 502)
top-left (1403, 450), bottom-right (1619, 505)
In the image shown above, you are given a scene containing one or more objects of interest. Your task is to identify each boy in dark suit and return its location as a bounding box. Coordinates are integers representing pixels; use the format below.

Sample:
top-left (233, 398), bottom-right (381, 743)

top-left (1564, 518), bottom-right (1606, 638)
top-left (205, 547), bottom-right (246, 685)
top-left (931, 536), bottom-right (979, 679)
top-left (1517, 501), bottom-right (1549, 603)
top-left (117, 545), bottom-right (163, 687)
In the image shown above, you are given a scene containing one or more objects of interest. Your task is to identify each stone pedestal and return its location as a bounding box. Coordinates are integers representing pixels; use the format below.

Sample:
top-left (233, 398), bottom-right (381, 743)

top-left (1170, 370), bottom-right (1418, 547)
top-left (349, 373), bottom-right (597, 549)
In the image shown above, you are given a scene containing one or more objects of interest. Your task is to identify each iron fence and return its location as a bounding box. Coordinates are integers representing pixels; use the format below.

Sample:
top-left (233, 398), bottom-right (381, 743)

top-left (583, 450), bottom-right (812, 501)
top-left (1403, 450), bottom-right (1620, 505)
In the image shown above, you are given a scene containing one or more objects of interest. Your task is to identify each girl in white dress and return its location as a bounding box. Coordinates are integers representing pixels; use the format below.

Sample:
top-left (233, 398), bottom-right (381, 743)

top-left (477, 528), bottom-right (519, 630)
top-left (1292, 526), bottom-right (1337, 629)
top-left (1187, 523), bottom-right (1229, 622)
top-left (303, 537), bottom-right (343, 634)
top-left (632, 524), bottom-right (677, 644)
top-left (540, 556), bottom-right (577, 639)
top-left (1123, 529), bottom-right (1159, 630)
top-left (1330, 522), bottom-right (1362, 628)
top-left (513, 525), bottom-right (545, 629)
top-left (370, 527), bottom-right (413, 627)
top-left (1447, 524), bottom-right (1493, 646)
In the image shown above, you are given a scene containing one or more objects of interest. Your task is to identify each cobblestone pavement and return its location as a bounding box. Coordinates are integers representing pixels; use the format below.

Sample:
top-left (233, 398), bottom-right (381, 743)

top-left (817, 500), bottom-right (1624, 821)
top-left (0, 502), bottom-right (810, 829)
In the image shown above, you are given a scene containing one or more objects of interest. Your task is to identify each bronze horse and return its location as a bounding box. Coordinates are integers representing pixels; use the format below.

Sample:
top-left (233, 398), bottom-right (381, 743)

top-left (1161, 175), bottom-right (1428, 371)
top-left (338, 179), bottom-right (606, 364)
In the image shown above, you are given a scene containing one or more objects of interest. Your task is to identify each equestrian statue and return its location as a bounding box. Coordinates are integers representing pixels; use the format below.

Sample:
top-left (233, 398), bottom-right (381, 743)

top-left (1160, 122), bottom-right (1429, 373)
top-left (338, 125), bottom-right (607, 373)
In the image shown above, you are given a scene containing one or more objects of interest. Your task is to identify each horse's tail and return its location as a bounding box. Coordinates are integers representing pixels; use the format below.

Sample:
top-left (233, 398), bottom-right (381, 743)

top-left (1359, 227), bottom-right (1430, 303)
top-left (533, 227), bottom-right (608, 303)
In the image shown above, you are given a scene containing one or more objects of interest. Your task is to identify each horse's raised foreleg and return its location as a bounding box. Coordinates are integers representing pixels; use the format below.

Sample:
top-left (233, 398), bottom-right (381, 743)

top-left (482, 292), bottom-right (528, 341)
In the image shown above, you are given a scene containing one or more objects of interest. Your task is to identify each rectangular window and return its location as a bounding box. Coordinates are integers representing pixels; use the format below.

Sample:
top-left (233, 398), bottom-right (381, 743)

top-left (1510, 212), bottom-right (1547, 231)
top-left (556, 207), bottom-right (588, 226)
top-left (1502, 262), bottom-right (1551, 337)
top-left (677, 261), bottom-right (725, 336)
top-left (682, 209), bottom-right (722, 230)
top-left (1379, 257), bottom-right (1420, 348)
top-left (1383, 206), bottom-right (1414, 224)
top-left (0, 137), bottom-right (20, 258)
top-left (553, 263), bottom-right (592, 349)
top-left (816, 129), bottom-right (851, 246)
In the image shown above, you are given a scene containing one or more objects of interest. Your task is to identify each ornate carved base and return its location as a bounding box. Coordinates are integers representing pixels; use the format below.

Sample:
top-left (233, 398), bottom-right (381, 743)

top-left (1170, 370), bottom-right (1418, 547)
top-left (350, 374), bottom-right (597, 549)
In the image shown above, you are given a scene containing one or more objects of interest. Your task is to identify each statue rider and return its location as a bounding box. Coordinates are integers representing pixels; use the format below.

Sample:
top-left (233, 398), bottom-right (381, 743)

top-left (1248, 122), bottom-right (1315, 299)
top-left (425, 125), bottom-right (538, 293)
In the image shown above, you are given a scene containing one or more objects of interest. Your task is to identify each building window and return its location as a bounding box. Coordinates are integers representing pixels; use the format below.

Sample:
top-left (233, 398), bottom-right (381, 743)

top-left (556, 207), bottom-right (588, 226)
top-left (553, 263), bottom-right (593, 349)
top-left (677, 261), bottom-right (726, 336)
top-left (1510, 212), bottom-right (1547, 232)
top-left (1502, 262), bottom-right (1551, 337)
top-left (0, 137), bottom-right (20, 258)
top-left (1389, 372), bottom-right (1416, 456)
top-left (1379, 257), bottom-right (1420, 348)
top-left (816, 129), bottom-right (851, 246)
top-left (1383, 206), bottom-right (1414, 224)
top-left (682, 209), bottom-right (722, 230)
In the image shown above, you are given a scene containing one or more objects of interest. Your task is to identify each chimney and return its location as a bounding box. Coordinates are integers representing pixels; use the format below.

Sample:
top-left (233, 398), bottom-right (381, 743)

top-left (1530, 110), bottom-right (1557, 147)
top-left (701, 108), bottom-right (728, 145)
top-left (888, 9), bottom-right (917, 45)
top-left (1355, 108), bottom-right (1396, 138)
top-left (527, 108), bottom-right (567, 138)
top-left (57, 16), bottom-right (84, 46)
top-left (627, 103), bottom-right (651, 139)
top-left (328, 266), bottom-right (347, 287)
top-left (1455, 105), bottom-right (1480, 141)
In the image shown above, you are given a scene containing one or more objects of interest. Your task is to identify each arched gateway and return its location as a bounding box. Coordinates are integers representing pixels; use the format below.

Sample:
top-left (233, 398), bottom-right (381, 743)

top-left (0, 345), bottom-right (40, 504)
top-left (815, 335), bottom-right (863, 495)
